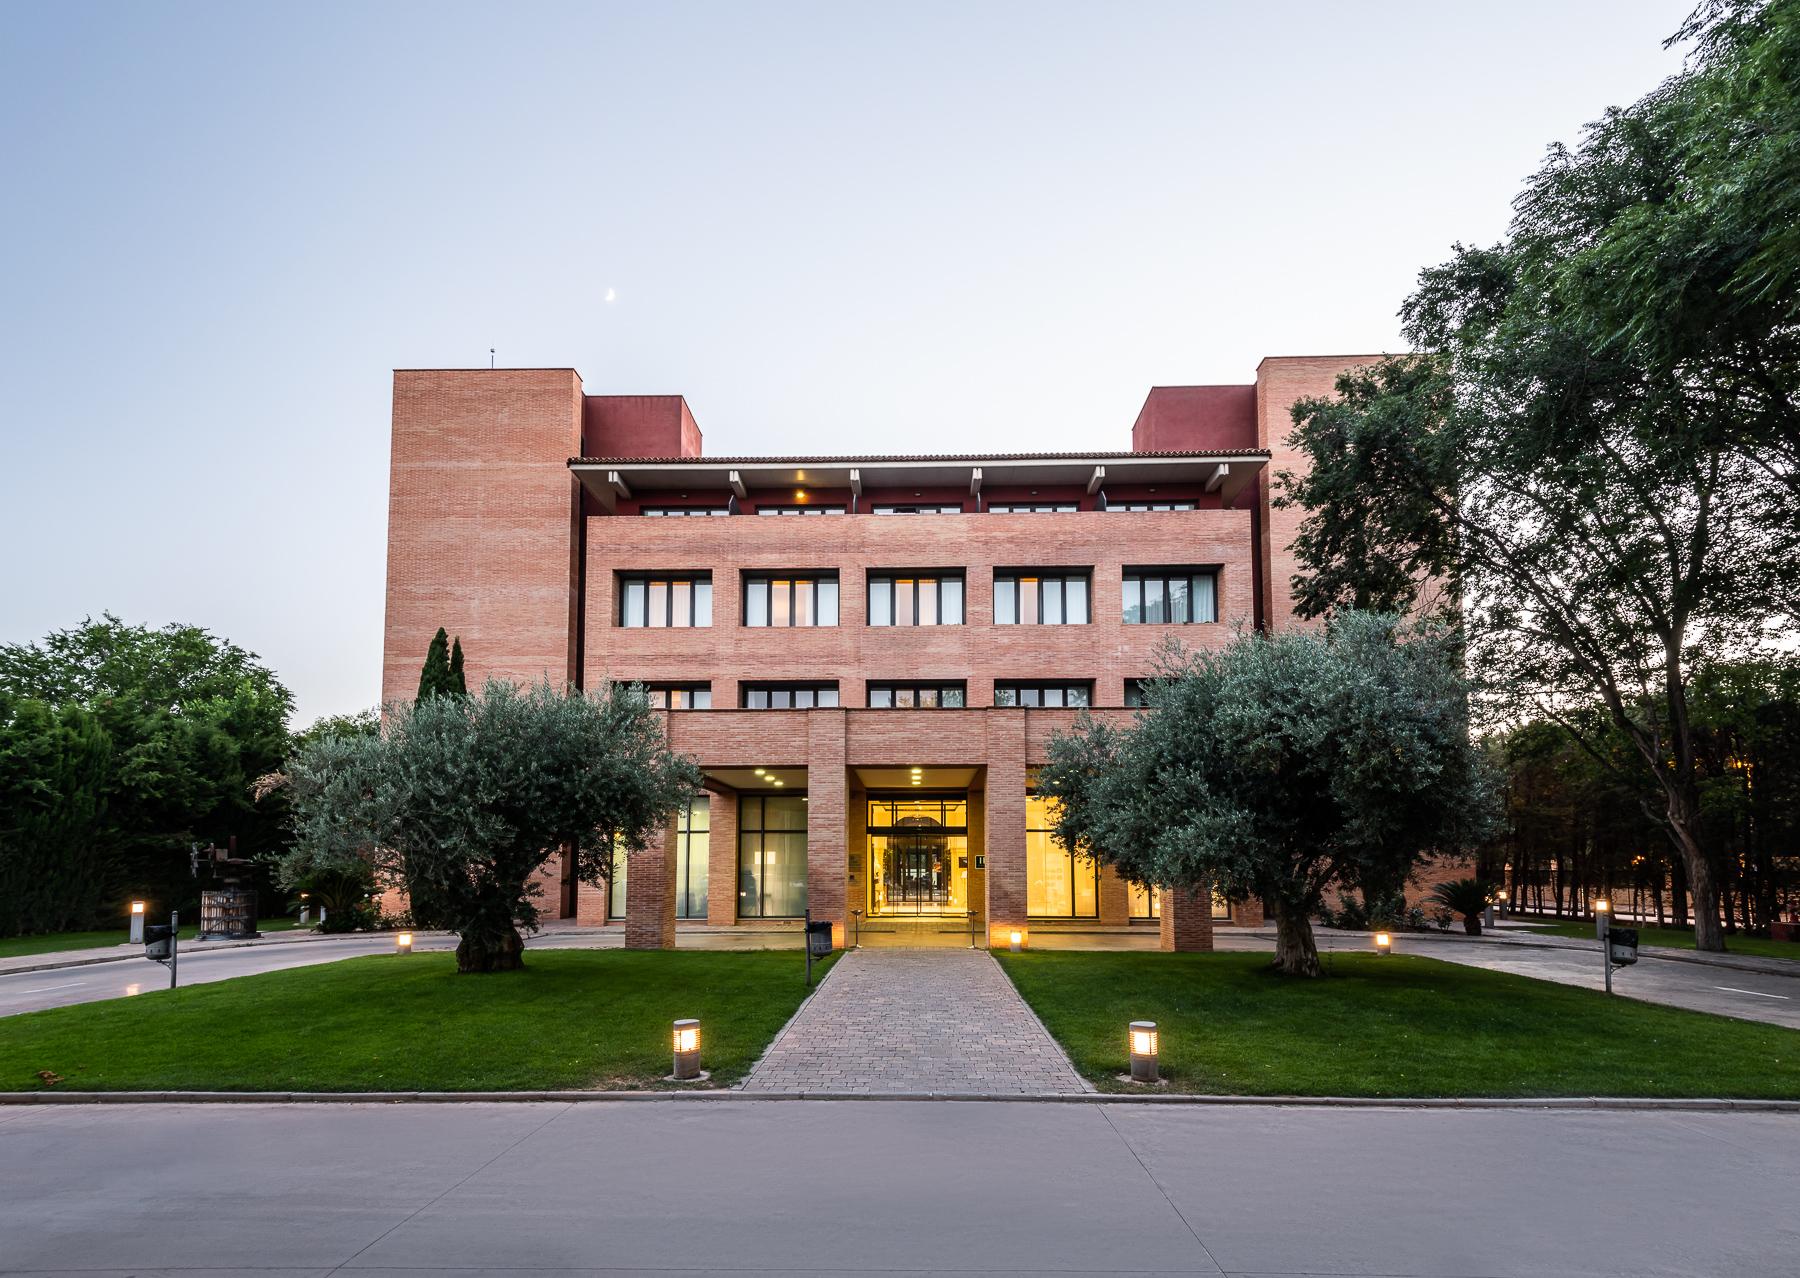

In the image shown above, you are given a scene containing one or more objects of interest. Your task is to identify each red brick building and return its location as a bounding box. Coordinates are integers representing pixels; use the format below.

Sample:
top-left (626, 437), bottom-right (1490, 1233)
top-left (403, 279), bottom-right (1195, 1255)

top-left (383, 356), bottom-right (1378, 951)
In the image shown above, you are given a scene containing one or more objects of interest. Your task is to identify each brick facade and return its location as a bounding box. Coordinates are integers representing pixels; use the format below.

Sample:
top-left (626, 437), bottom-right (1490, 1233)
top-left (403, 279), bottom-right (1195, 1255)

top-left (383, 357), bottom-right (1469, 951)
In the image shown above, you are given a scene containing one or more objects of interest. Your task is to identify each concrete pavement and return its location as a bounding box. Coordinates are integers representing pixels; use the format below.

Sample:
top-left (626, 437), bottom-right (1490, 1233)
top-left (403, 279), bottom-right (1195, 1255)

top-left (1, 1100), bottom-right (1795, 1276)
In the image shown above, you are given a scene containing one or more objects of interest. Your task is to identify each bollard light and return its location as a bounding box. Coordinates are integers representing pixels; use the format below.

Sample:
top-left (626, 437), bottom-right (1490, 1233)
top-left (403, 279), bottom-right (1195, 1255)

top-left (1009, 929), bottom-right (1023, 953)
top-left (1129, 1021), bottom-right (1160, 1083)
top-left (394, 931), bottom-right (413, 955)
top-left (1373, 931), bottom-right (1392, 955)
top-left (129, 900), bottom-right (146, 945)
top-left (672, 1018), bottom-right (701, 1080)
top-left (1594, 898), bottom-right (1611, 941)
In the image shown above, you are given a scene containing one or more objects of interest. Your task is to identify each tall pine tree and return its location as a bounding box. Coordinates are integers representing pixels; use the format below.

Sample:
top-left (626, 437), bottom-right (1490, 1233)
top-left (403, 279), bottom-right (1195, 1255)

top-left (416, 629), bottom-right (451, 702)
top-left (448, 638), bottom-right (466, 696)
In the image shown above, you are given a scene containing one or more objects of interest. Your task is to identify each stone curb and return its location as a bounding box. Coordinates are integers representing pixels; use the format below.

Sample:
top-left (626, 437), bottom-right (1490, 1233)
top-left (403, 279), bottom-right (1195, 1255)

top-left (1, 1089), bottom-right (1794, 1111)
top-left (0, 930), bottom-right (459, 978)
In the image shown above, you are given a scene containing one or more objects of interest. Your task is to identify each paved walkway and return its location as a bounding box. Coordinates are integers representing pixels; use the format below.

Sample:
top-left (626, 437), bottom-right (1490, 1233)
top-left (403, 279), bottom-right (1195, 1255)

top-left (742, 947), bottom-right (1091, 1094)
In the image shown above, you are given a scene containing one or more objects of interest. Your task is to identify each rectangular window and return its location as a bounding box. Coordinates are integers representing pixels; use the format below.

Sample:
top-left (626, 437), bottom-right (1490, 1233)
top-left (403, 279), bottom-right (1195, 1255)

top-left (988, 502), bottom-right (1078, 513)
top-left (607, 797), bottom-right (712, 920)
top-left (646, 684), bottom-right (712, 710)
top-left (867, 681), bottom-right (967, 708)
top-left (741, 683), bottom-right (840, 708)
top-left (993, 572), bottom-right (1089, 624)
top-left (743, 573), bottom-right (839, 627)
top-left (1122, 569), bottom-right (1218, 624)
top-left (619, 574), bottom-right (712, 627)
top-left (1128, 882), bottom-right (1161, 920)
top-left (994, 681), bottom-right (1093, 708)
top-left (640, 506), bottom-right (731, 517)
top-left (738, 793), bottom-right (808, 918)
top-left (867, 573), bottom-right (964, 626)
top-left (1027, 791), bottom-right (1098, 918)
top-left (1105, 500), bottom-right (1197, 512)
top-left (1123, 678), bottom-right (1159, 708)
top-left (755, 506), bottom-right (846, 515)
top-left (871, 503), bottom-right (963, 514)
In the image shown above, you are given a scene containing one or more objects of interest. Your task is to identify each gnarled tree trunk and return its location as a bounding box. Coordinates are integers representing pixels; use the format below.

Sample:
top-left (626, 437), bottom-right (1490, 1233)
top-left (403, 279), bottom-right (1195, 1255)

top-left (456, 926), bottom-right (524, 973)
top-left (1271, 897), bottom-right (1323, 978)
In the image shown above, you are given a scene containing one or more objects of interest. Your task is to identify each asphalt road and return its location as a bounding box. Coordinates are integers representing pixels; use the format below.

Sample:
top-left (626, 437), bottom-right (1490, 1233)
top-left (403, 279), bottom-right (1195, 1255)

top-left (0, 1099), bottom-right (1794, 1277)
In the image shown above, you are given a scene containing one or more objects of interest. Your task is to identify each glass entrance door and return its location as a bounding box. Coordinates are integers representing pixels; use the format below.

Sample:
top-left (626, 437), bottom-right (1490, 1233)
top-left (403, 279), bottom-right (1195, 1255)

top-left (868, 796), bottom-right (968, 917)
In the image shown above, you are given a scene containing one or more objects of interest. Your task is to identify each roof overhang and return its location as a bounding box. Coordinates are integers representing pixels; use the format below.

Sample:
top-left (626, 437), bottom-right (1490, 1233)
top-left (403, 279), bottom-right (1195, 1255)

top-left (569, 453), bottom-right (1267, 511)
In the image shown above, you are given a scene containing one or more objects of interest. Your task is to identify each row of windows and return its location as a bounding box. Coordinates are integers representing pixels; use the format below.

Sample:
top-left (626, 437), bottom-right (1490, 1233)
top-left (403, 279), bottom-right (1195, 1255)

top-left (638, 679), bottom-right (1170, 709)
top-left (606, 793), bottom-right (1229, 922)
top-left (618, 570), bottom-right (1218, 628)
top-left (637, 501), bottom-right (1199, 517)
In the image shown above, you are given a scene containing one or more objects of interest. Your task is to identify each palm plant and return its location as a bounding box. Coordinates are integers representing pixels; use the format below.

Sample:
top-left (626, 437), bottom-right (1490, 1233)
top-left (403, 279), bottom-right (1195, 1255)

top-left (1428, 877), bottom-right (1496, 936)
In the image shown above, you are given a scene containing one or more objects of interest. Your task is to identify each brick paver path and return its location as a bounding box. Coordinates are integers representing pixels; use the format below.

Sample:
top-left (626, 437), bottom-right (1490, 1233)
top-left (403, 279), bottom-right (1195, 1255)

top-left (741, 948), bottom-right (1091, 1094)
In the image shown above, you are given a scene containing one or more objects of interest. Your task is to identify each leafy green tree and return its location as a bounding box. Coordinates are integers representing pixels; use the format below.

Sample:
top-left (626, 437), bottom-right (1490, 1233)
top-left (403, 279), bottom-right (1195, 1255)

top-left (1039, 615), bottom-right (1497, 977)
top-left (0, 694), bottom-right (111, 935)
top-left (0, 615), bottom-right (293, 914)
top-left (279, 679), bottom-right (701, 972)
top-left (1275, 3), bottom-right (1800, 951)
top-left (416, 628), bottom-right (452, 702)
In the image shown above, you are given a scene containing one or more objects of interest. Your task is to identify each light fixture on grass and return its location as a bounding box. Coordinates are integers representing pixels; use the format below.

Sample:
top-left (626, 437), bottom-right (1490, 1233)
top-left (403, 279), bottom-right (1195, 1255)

top-left (1373, 931), bottom-right (1392, 955)
top-left (395, 931), bottom-right (414, 955)
top-left (1129, 1021), bottom-right (1159, 1082)
top-left (672, 1018), bottom-right (701, 1080)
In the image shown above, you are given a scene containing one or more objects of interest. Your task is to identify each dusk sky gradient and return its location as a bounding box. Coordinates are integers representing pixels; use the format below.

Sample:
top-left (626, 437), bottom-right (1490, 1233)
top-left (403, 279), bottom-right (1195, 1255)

top-left (2, 1), bottom-right (1698, 723)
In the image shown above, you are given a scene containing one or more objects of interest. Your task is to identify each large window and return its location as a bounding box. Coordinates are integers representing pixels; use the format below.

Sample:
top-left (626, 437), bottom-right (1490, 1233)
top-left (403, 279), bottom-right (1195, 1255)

top-left (738, 794), bottom-right (808, 918)
top-left (620, 574), bottom-right (713, 628)
top-left (1128, 882), bottom-right (1231, 920)
top-left (756, 505), bottom-right (846, 515)
top-left (868, 681), bottom-right (966, 708)
top-left (871, 503), bottom-right (963, 515)
top-left (640, 506), bottom-right (730, 517)
top-left (989, 502), bottom-right (1077, 513)
top-left (1106, 500), bottom-right (1196, 512)
top-left (994, 572), bottom-right (1089, 625)
top-left (741, 683), bottom-right (839, 708)
top-left (608, 798), bottom-right (711, 920)
top-left (868, 573), bottom-right (964, 626)
top-left (995, 681), bottom-right (1092, 708)
top-left (1122, 569), bottom-right (1218, 624)
top-left (1027, 791), bottom-right (1098, 918)
top-left (743, 573), bottom-right (839, 627)
top-left (646, 683), bottom-right (711, 709)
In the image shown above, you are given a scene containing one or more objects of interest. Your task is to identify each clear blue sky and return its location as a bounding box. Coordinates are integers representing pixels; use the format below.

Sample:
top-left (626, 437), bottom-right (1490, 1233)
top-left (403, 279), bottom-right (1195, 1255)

top-left (1, 0), bottom-right (1697, 724)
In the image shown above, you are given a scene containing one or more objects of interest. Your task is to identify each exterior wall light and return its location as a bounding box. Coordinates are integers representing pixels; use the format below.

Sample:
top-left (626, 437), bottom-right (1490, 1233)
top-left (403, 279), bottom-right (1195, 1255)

top-left (1009, 929), bottom-right (1023, 953)
top-left (1129, 1021), bottom-right (1159, 1082)
top-left (395, 931), bottom-right (414, 954)
top-left (1373, 931), bottom-right (1392, 955)
top-left (672, 1018), bottom-right (701, 1080)
top-left (129, 900), bottom-right (146, 944)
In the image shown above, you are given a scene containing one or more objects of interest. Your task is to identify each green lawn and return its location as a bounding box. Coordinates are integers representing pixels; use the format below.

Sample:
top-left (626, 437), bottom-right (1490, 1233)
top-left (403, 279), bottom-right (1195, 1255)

top-left (1513, 919), bottom-right (1800, 962)
top-left (0, 949), bottom-right (830, 1092)
top-left (0, 917), bottom-right (300, 960)
top-left (997, 950), bottom-right (1800, 1098)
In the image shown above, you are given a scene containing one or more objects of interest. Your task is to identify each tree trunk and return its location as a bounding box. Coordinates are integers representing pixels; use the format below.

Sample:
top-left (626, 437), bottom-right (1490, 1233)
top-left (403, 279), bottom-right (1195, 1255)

top-left (1271, 898), bottom-right (1323, 978)
top-left (1667, 792), bottom-right (1724, 952)
top-left (456, 924), bottom-right (525, 972)
top-left (1463, 914), bottom-right (1482, 936)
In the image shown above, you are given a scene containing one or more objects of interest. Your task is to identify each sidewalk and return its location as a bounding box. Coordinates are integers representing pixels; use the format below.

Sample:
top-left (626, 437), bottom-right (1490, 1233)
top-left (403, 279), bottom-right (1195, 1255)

top-left (0, 927), bottom-right (350, 978)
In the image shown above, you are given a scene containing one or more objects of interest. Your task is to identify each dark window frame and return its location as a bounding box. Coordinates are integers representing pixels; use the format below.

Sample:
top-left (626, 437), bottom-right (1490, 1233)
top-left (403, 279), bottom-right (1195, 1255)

top-left (994, 680), bottom-right (1094, 708)
top-left (738, 792), bottom-right (809, 919)
top-left (755, 505), bottom-right (847, 516)
top-left (870, 503), bottom-right (964, 515)
top-left (740, 682), bottom-right (841, 709)
top-left (742, 572), bottom-right (840, 627)
top-left (993, 570), bottom-right (1092, 625)
top-left (867, 571), bottom-right (966, 626)
top-left (618, 573), bottom-right (713, 628)
top-left (1122, 567), bottom-right (1219, 625)
top-left (639, 505), bottom-right (731, 517)
top-left (645, 682), bottom-right (713, 710)
top-left (867, 681), bottom-right (968, 709)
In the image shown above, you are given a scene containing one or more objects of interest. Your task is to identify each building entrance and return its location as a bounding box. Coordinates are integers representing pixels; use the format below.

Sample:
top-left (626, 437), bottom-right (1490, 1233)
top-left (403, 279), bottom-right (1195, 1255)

top-left (867, 795), bottom-right (968, 917)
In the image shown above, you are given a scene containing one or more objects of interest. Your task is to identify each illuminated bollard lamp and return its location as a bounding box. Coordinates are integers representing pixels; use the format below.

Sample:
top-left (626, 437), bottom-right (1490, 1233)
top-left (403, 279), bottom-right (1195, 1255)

top-left (129, 900), bottom-right (147, 945)
top-left (1008, 929), bottom-right (1023, 953)
top-left (394, 931), bottom-right (413, 955)
top-left (672, 1018), bottom-right (702, 1081)
top-left (1593, 897), bottom-right (1611, 941)
top-left (1129, 1021), bottom-right (1160, 1083)
top-left (1373, 931), bottom-right (1392, 956)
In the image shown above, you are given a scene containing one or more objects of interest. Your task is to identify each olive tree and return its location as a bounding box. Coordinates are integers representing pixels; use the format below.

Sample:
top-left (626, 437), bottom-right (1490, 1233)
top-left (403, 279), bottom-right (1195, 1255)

top-left (278, 679), bottom-right (701, 972)
top-left (1038, 614), bottom-right (1497, 977)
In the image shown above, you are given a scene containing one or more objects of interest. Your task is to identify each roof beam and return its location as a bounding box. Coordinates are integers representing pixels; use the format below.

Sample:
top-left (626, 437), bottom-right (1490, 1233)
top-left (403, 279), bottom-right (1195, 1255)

top-left (1087, 465), bottom-right (1106, 494)
top-left (969, 466), bottom-right (983, 497)
top-left (849, 468), bottom-right (862, 500)
top-left (1204, 463), bottom-right (1229, 493)
top-left (607, 470), bottom-right (632, 499)
top-left (728, 470), bottom-right (748, 500)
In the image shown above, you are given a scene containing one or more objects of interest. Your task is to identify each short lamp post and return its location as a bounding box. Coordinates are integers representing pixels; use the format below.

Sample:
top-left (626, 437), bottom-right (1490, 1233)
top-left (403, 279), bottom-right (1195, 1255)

top-left (1129, 1021), bottom-right (1159, 1083)
top-left (394, 931), bottom-right (413, 955)
top-left (129, 900), bottom-right (146, 945)
top-left (1496, 888), bottom-right (1509, 918)
top-left (1594, 897), bottom-right (1611, 941)
top-left (1008, 929), bottom-right (1023, 953)
top-left (1373, 931), bottom-right (1392, 956)
top-left (672, 1018), bottom-right (702, 1081)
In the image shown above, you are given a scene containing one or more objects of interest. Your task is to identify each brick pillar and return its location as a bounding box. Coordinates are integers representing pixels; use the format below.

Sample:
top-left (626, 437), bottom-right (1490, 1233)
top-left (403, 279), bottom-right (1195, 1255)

top-left (985, 709), bottom-right (1028, 947)
top-left (806, 710), bottom-right (849, 946)
top-left (624, 820), bottom-right (678, 949)
top-left (1097, 864), bottom-right (1130, 926)
top-left (706, 788), bottom-right (739, 927)
top-left (1159, 883), bottom-right (1216, 952)
top-left (525, 852), bottom-right (565, 921)
top-left (1232, 896), bottom-right (1265, 928)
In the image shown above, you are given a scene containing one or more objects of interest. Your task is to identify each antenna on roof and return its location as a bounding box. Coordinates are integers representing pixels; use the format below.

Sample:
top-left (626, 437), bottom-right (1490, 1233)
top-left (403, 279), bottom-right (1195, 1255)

top-left (489, 348), bottom-right (496, 369)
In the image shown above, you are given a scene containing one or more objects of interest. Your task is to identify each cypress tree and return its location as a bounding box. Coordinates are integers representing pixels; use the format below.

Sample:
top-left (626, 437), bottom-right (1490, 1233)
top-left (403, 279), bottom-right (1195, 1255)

top-left (448, 638), bottom-right (466, 696)
top-left (416, 628), bottom-right (451, 702)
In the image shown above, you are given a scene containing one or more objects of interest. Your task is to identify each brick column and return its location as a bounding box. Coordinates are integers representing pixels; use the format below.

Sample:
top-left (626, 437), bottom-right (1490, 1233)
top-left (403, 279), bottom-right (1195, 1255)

top-left (706, 788), bottom-right (739, 927)
top-left (1232, 896), bottom-right (1265, 927)
top-left (1097, 864), bottom-right (1130, 926)
top-left (1159, 883), bottom-right (1216, 952)
top-left (985, 708), bottom-right (1028, 947)
top-left (525, 852), bottom-right (566, 921)
top-left (806, 710), bottom-right (849, 946)
top-left (624, 820), bottom-right (678, 948)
